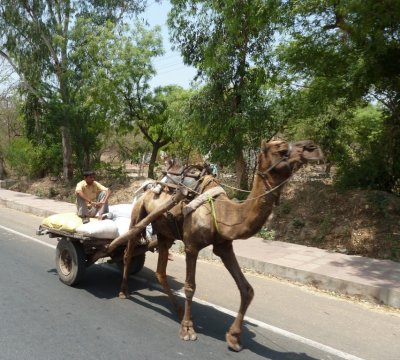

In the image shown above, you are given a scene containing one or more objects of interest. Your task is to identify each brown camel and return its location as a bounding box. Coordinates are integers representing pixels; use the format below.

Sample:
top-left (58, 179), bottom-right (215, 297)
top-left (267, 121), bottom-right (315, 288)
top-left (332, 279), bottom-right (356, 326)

top-left (119, 139), bottom-right (323, 351)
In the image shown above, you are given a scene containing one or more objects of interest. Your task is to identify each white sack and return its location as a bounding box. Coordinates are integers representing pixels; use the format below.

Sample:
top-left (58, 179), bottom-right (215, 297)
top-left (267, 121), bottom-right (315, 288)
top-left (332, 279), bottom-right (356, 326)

top-left (76, 219), bottom-right (118, 239)
top-left (113, 217), bottom-right (155, 240)
top-left (114, 217), bottom-right (131, 236)
top-left (109, 204), bottom-right (133, 219)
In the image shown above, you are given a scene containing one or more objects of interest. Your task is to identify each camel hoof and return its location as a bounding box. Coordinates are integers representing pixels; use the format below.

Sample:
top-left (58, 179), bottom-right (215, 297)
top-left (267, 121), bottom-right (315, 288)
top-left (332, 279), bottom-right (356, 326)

top-left (179, 321), bottom-right (197, 342)
top-left (189, 333), bottom-right (197, 341)
top-left (118, 292), bottom-right (127, 299)
top-left (226, 332), bottom-right (242, 352)
top-left (180, 332), bottom-right (198, 342)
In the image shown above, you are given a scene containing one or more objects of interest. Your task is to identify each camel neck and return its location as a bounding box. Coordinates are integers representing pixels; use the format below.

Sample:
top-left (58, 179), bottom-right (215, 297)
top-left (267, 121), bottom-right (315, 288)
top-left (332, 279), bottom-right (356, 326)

top-left (214, 175), bottom-right (278, 240)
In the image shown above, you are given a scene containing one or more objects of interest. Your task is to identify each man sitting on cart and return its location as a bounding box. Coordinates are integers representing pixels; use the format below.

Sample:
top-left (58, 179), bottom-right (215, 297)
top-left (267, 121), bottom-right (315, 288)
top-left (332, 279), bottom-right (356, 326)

top-left (76, 170), bottom-right (111, 223)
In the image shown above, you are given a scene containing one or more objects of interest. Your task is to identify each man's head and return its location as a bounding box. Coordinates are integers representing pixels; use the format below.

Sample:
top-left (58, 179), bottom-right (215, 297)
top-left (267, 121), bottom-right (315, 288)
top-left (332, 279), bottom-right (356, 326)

top-left (83, 170), bottom-right (95, 185)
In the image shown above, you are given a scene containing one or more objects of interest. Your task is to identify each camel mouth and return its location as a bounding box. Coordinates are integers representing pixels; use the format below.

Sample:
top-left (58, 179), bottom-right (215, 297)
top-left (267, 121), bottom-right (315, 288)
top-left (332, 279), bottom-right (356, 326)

top-left (305, 158), bottom-right (323, 165)
top-left (303, 153), bottom-right (324, 163)
top-left (300, 142), bottom-right (324, 162)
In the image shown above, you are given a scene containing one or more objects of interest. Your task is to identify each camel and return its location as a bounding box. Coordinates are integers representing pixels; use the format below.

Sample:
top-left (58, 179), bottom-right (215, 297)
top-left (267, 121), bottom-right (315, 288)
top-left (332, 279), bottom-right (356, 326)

top-left (119, 139), bottom-right (323, 351)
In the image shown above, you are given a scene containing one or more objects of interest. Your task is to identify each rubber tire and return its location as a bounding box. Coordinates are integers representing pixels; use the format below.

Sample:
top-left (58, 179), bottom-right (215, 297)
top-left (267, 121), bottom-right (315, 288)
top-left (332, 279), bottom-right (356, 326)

top-left (55, 238), bottom-right (86, 286)
top-left (117, 253), bottom-right (146, 276)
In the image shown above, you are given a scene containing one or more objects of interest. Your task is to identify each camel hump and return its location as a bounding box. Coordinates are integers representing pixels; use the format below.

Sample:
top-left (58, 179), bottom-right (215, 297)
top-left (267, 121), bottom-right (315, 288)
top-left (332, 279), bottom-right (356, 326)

top-left (157, 163), bottom-right (215, 192)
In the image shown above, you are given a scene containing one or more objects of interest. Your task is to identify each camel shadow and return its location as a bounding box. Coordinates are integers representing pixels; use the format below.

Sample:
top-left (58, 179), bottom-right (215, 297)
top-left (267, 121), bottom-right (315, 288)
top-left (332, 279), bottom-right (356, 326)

top-left (47, 263), bottom-right (183, 300)
top-left (128, 290), bottom-right (318, 360)
top-left (48, 265), bottom-right (318, 359)
top-left (80, 264), bottom-right (185, 300)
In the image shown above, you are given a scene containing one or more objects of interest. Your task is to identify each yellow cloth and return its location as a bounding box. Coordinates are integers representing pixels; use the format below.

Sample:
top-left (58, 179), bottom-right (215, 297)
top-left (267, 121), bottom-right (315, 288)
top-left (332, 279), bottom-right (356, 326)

top-left (41, 212), bottom-right (95, 233)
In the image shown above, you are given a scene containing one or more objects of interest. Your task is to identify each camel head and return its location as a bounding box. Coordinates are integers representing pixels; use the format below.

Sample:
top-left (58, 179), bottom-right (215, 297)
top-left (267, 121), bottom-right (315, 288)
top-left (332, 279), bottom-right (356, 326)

top-left (258, 140), bottom-right (323, 181)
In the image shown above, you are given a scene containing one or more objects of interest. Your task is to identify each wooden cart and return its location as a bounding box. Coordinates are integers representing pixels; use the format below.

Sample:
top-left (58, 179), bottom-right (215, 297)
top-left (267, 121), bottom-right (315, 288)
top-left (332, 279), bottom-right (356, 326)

top-left (37, 226), bottom-right (148, 286)
top-left (38, 186), bottom-right (187, 286)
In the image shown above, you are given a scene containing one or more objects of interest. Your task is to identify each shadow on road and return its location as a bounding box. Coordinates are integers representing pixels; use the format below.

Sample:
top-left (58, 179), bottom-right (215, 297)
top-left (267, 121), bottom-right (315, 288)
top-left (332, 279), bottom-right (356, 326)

top-left (129, 290), bottom-right (318, 360)
top-left (48, 263), bottom-right (319, 360)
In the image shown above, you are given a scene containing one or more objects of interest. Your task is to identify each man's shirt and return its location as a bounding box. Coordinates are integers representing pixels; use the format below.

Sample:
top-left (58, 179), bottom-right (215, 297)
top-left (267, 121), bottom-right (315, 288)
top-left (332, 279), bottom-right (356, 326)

top-left (76, 180), bottom-right (108, 205)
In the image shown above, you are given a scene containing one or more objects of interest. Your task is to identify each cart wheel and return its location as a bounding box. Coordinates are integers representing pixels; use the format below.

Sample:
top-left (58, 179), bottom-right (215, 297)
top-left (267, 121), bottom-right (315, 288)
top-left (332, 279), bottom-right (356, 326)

top-left (55, 238), bottom-right (86, 286)
top-left (117, 253), bottom-right (146, 276)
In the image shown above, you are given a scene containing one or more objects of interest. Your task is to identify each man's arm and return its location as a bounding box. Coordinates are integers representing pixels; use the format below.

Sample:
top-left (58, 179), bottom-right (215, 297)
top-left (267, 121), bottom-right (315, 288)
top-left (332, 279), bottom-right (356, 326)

top-left (102, 188), bottom-right (111, 203)
top-left (93, 188), bottom-right (111, 208)
top-left (76, 190), bottom-right (93, 205)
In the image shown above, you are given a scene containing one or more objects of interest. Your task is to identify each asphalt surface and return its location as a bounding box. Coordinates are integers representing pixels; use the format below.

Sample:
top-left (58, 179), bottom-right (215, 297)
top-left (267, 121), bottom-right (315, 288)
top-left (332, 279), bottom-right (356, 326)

top-left (0, 187), bottom-right (399, 309)
top-left (2, 205), bottom-right (400, 360)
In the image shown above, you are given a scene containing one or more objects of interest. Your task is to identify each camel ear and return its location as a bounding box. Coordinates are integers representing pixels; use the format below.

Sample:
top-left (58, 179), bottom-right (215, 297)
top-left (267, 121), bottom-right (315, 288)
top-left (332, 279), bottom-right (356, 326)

top-left (261, 139), bottom-right (269, 153)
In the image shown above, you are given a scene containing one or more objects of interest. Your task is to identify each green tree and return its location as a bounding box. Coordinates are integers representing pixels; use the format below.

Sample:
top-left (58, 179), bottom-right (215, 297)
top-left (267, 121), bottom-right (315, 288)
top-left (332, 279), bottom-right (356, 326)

top-left (168, 0), bottom-right (282, 189)
top-left (0, 77), bottom-right (20, 179)
top-left (0, 0), bottom-right (147, 181)
top-left (72, 20), bottom-right (169, 179)
top-left (125, 85), bottom-right (190, 179)
top-left (279, 0), bottom-right (400, 192)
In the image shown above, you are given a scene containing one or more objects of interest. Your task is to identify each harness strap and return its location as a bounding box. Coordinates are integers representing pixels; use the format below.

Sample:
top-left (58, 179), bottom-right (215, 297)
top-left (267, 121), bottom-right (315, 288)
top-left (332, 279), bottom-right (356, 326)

top-left (182, 186), bottom-right (225, 216)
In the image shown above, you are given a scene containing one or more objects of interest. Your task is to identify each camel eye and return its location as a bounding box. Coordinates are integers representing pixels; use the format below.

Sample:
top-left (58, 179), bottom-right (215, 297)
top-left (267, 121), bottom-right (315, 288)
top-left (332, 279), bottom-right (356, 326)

top-left (279, 149), bottom-right (289, 157)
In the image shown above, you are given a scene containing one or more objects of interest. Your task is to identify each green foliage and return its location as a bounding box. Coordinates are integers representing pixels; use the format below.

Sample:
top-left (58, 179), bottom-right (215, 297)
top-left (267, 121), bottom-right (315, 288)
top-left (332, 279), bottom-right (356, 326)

top-left (283, 92), bottom-right (388, 191)
top-left (257, 227), bottom-right (276, 241)
top-left (365, 192), bottom-right (390, 218)
top-left (4, 137), bottom-right (62, 178)
top-left (4, 138), bottom-right (33, 177)
top-left (278, 201), bottom-right (292, 215)
top-left (291, 218), bottom-right (305, 228)
top-left (333, 105), bottom-right (388, 190)
top-left (314, 212), bottom-right (333, 244)
top-left (70, 18), bottom-right (168, 178)
top-left (97, 162), bottom-right (130, 187)
top-left (30, 143), bottom-right (63, 178)
top-left (335, 148), bottom-right (390, 191)
top-left (169, 0), bottom-right (284, 187)
top-left (68, 19), bottom-right (164, 172)
top-left (0, 1), bottom-right (152, 180)
top-left (3, 0), bottom-right (400, 195)
top-left (387, 234), bottom-right (400, 261)
top-left (279, 0), bottom-right (400, 193)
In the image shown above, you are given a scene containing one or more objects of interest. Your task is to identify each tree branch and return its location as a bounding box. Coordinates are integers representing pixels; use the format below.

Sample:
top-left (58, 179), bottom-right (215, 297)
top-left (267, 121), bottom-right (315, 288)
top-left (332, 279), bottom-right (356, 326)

top-left (0, 49), bottom-right (45, 101)
top-left (323, 3), bottom-right (353, 37)
top-left (23, 3), bottom-right (62, 78)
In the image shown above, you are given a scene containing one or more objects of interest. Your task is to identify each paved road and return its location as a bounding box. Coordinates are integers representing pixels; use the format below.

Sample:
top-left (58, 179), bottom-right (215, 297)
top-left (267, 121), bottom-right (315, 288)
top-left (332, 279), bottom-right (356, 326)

top-left (1, 206), bottom-right (400, 360)
top-left (1, 187), bottom-right (399, 309)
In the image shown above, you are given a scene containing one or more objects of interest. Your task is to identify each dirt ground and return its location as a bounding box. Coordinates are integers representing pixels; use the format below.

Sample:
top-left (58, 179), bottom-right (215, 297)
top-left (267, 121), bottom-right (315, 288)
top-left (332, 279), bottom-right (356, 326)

top-left (9, 166), bottom-right (400, 262)
top-left (268, 179), bottom-right (400, 261)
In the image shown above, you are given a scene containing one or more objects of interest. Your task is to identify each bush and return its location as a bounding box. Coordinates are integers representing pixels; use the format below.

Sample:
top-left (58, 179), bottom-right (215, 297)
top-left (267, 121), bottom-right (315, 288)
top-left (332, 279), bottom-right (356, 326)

top-left (30, 143), bottom-right (63, 178)
top-left (335, 143), bottom-right (392, 192)
top-left (4, 138), bottom-right (62, 179)
top-left (4, 138), bottom-right (33, 178)
top-left (96, 162), bottom-right (130, 187)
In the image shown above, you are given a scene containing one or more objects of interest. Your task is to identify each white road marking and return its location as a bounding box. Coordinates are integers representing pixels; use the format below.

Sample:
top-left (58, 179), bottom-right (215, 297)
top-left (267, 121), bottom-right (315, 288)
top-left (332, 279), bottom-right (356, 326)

top-left (0, 224), bottom-right (56, 249)
top-left (1, 224), bottom-right (365, 360)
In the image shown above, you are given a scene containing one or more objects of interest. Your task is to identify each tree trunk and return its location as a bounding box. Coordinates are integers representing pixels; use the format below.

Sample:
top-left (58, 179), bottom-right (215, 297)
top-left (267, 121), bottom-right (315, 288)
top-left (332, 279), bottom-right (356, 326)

top-left (385, 113), bottom-right (400, 189)
top-left (0, 156), bottom-right (6, 180)
top-left (83, 149), bottom-right (91, 172)
top-left (235, 149), bottom-right (249, 190)
top-left (147, 144), bottom-right (160, 179)
top-left (61, 126), bottom-right (73, 181)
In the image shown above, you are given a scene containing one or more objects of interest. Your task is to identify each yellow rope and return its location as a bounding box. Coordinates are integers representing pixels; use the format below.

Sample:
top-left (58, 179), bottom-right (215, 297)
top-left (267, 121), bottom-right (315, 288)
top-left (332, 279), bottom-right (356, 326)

top-left (207, 195), bottom-right (220, 233)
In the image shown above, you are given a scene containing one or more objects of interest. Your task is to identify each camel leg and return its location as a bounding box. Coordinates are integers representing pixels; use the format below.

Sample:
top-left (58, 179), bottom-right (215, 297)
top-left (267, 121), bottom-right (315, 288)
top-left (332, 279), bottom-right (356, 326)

top-left (118, 238), bottom-right (136, 299)
top-left (179, 247), bottom-right (199, 341)
top-left (154, 236), bottom-right (183, 318)
top-left (213, 241), bottom-right (254, 352)
top-left (118, 198), bottom-right (147, 299)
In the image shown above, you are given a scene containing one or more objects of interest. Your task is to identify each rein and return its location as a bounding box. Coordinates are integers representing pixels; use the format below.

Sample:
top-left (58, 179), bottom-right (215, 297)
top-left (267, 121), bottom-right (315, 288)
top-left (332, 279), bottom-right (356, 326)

top-left (159, 142), bottom-right (295, 204)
